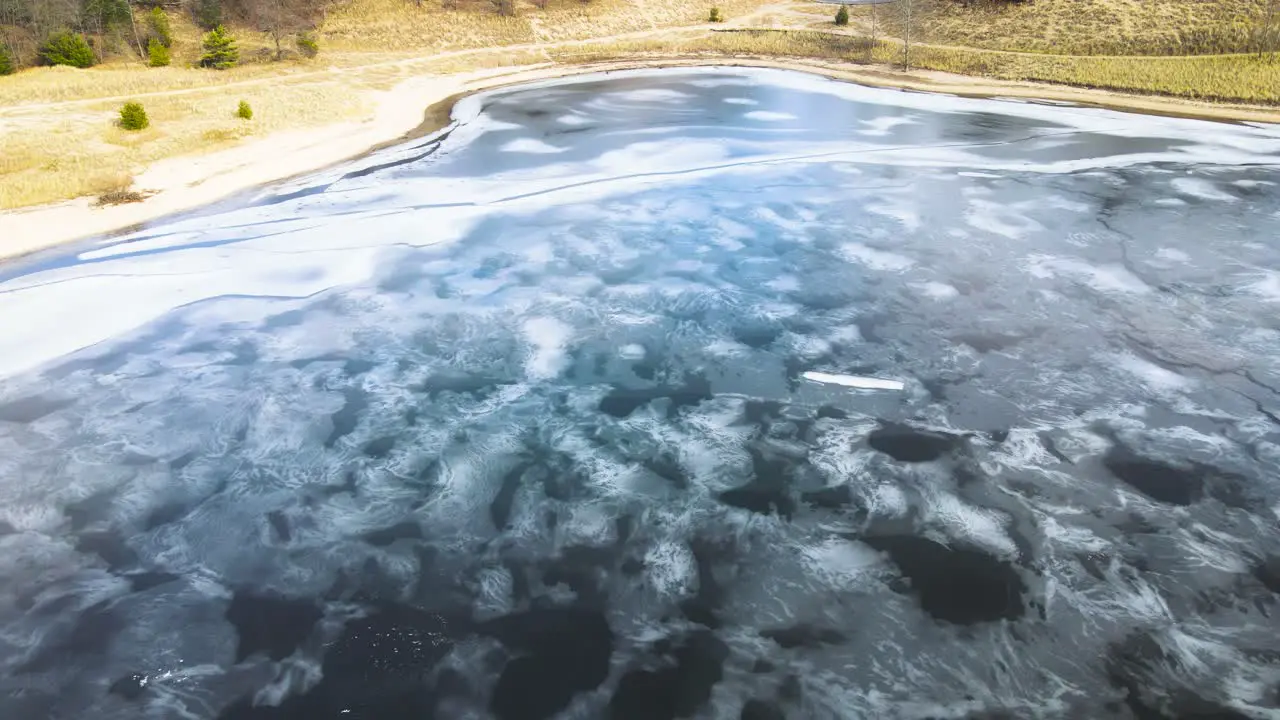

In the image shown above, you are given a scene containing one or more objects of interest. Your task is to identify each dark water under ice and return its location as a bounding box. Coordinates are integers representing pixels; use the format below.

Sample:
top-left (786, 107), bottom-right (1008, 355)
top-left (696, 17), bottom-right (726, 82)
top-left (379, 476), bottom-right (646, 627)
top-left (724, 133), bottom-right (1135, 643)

top-left (1, 68), bottom-right (1280, 720)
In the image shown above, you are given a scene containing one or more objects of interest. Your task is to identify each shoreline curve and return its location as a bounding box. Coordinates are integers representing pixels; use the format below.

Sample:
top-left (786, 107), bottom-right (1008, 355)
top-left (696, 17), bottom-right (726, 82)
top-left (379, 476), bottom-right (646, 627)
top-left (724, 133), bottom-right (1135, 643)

top-left (2, 54), bottom-right (1278, 266)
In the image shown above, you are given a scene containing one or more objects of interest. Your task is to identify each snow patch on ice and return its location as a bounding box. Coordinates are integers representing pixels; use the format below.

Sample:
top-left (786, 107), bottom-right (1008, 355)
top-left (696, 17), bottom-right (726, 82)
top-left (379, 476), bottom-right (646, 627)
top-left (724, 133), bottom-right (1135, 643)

top-left (744, 110), bottom-right (798, 122)
top-left (521, 317), bottom-right (572, 380)
top-left (501, 138), bottom-right (566, 154)
top-left (841, 243), bottom-right (914, 271)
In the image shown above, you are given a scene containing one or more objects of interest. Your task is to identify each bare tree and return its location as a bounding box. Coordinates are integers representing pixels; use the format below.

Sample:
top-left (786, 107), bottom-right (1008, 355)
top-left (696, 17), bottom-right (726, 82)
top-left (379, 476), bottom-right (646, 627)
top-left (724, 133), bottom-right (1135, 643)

top-left (891, 0), bottom-right (929, 71)
top-left (867, 0), bottom-right (880, 62)
top-left (1255, 0), bottom-right (1279, 57)
top-left (247, 0), bottom-right (318, 58)
top-left (897, 0), bottom-right (913, 70)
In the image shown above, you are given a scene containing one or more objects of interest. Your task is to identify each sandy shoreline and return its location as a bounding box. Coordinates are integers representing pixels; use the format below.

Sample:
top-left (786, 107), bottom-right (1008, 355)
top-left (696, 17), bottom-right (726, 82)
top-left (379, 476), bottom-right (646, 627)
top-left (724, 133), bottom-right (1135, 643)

top-left (2, 54), bottom-right (1278, 264)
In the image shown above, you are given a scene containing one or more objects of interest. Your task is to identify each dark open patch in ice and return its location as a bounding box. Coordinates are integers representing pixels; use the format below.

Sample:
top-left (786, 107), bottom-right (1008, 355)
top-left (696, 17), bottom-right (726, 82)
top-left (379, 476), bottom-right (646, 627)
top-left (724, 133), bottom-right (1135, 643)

top-left (1254, 556), bottom-right (1280, 595)
top-left (1105, 631), bottom-right (1254, 720)
top-left (324, 388), bottom-right (369, 448)
top-left (363, 520), bottom-right (424, 547)
top-left (480, 607), bottom-right (613, 720)
top-left (418, 371), bottom-right (516, 398)
top-left (361, 435), bottom-right (397, 459)
top-left (266, 509), bottom-right (291, 542)
top-left (800, 484), bottom-right (858, 511)
top-left (18, 600), bottom-right (120, 673)
top-left (867, 423), bottom-right (962, 463)
top-left (219, 603), bottom-right (459, 719)
top-left (109, 671), bottom-right (150, 700)
top-left (760, 624), bottom-right (847, 649)
top-left (225, 591), bottom-right (323, 663)
top-left (609, 630), bottom-right (729, 720)
top-left (740, 699), bottom-right (787, 720)
top-left (490, 462), bottom-right (526, 530)
top-left (598, 376), bottom-right (712, 418)
top-left (125, 571), bottom-right (181, 593)
top-left (860, 535), bottom-right (1026, 625)
top-left (717, 445), bottom-right (803, 519)
top-left (541, 545), bottom-right (622, 608)
top-left (76, 530), bottom-right (140, 572)
top-left (1104, 448), bottom-right (1199, 506)
top-left (679, 536), bottom-right (731, 629)
top-left (951, 331), bottom-right (1027, 354)
top-left (732, 323), bottom-right (784, 349)
top-left (643, 454), bottom-right (691, 490)
top-left (0, 394), bottom-right (74, 423)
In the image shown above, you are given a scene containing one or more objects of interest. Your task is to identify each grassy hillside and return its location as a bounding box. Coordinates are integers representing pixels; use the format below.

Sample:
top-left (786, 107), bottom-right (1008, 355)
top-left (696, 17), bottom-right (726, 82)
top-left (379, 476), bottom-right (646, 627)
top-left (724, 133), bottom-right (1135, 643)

top-left (920, 0), bottom-right (1271, 56)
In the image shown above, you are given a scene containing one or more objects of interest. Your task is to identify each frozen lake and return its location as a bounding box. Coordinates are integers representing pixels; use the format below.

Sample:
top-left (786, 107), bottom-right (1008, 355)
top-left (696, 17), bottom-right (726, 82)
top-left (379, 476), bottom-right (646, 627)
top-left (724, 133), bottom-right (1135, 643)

top-left (1, 67), bottom-right (1279, 719)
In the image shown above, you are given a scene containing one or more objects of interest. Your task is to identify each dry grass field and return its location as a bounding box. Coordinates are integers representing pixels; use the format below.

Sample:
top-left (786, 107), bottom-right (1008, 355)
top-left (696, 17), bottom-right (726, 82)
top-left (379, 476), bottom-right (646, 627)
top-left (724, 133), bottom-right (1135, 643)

top-left (0, 0), bottom-right (1276, 212)
top-left (918, 0), bottom-right (1270, 56)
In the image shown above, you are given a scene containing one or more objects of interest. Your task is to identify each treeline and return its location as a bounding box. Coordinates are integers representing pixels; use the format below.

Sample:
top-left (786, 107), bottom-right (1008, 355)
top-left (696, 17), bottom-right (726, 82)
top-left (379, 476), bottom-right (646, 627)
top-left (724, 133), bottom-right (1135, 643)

top-left (0, 0), bottom-right (331, 72)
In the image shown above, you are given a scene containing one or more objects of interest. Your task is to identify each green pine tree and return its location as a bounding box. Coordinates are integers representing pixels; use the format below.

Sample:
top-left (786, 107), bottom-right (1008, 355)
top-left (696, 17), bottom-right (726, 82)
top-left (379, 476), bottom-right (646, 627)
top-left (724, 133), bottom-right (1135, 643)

top-left (148, 7), bottom-right (173, 47)
top-left (0, 44), bottom-right (14, 76)
top-left (119, 101), bottom-right (149, 131)
top-left (835, 5), bottom-right (850, 26)
top-left (200, 25), bottom-right (239, 70)
top-left (39, 31), bottom-right (95, 68)
top-left (148, 38), bottom-right (170, 67)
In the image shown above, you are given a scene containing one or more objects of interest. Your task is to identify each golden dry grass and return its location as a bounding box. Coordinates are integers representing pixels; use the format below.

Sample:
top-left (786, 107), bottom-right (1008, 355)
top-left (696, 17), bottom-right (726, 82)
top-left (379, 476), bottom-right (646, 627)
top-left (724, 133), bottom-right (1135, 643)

top-left (0, 79), bottom-right (368, 209)
top-left (554, 28), bottom-right (1280, 104)
top-left (907, 0), bottom-right (1270, 56)
top-left (1, 0), bottom-right (1276, 213)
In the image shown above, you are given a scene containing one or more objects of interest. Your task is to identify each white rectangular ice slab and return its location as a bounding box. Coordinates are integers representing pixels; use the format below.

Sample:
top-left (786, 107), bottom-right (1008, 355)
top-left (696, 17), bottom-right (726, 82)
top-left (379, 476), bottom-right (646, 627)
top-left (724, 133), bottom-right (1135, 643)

top-left (802, 371), bottom-right (905, 391)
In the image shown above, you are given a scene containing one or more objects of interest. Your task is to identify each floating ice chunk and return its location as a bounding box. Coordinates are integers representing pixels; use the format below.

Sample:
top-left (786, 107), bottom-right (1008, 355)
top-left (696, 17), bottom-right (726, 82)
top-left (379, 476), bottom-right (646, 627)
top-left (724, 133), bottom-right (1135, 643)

top-left (802, 371), bottom-right (904, 391)
top-left (744, 110), bottom-right (798, 122)
top-left (557, 114), bottom-right (591, 126)
top-left (501, 138), bottom-right (566, 154)
top-left (723, 97), bottom-right (758, 105)
top-left (1155, 198), bottom-right (1188, 207)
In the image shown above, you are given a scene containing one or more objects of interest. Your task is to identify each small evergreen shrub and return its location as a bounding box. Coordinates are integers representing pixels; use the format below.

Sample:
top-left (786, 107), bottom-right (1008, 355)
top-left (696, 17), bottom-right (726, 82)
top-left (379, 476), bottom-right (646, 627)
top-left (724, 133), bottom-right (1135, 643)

top-left (708, 6), bottom-right (723, 22)
top-left (147, 38), bottom-right (170, 67)
top-left (40, 31), bottom-right (95, 68)
top-left (835, 5), bottom-right (849, 26)
top-left (148, 7), bottom-right (173, 47)
top-left (0, 44), bottom-right (14, 76)
top-left (236, 100), bottom-right (253, 120)
top-left (200, 25), bottom-right (239, 69)
top-left (119, 101), bottom-right (149, 131)
top-left (296, 32), bottom-right (319, 59)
